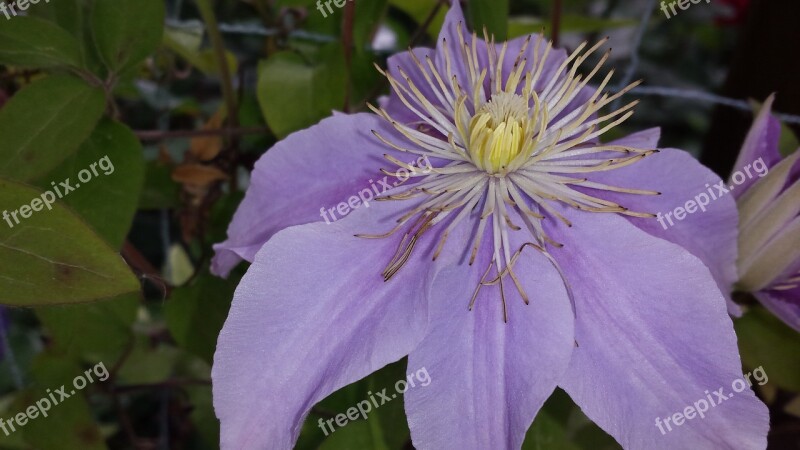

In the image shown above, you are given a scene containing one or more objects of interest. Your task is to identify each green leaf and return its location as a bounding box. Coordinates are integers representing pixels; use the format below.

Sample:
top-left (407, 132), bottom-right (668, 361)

top-left (318, 420), bottom-right (390, 450)
top-left (35, 120), bottom-right (145, 249)
top-left (306, 361), bottom-right (410, 450)
top-left (388, 0), bottom-right (446, 38)
top-left (163, 24), bottom-right (239, 76)
top-left (778, 123), bottom-right (799, 157)
top-left (354, 0), bottom-right (388, 53)
top-left (509, 15), bottom-right (637, 39)
top-left (468, 0), bottom-right (509, 40)
top-left (36, 294), bottom-right (139, 363)
top-left (735, 307), bottom-right (800, 392)
top-left (116, 337), bottom-right (179, 384)
top-left (0, 75), bottom-right (105, 182)
top-left (0, 17), bottom-right (83, 69)
top-left (91, 0), bottom-right (165, 73)
top-left (30, 0), bottom-right (105, 75)
top-left (17, 353), bottom-right (107, 450)
top-left (523, 389), bottom-right (620, 450)
top-left (257, 44), bottom-right (347, 138)
top-left (30, 0), bottom-right (83, 37)
top-left (165, 272), bottom-right (236, 365)
top-left (140, 160), bottom-right (180, 210)
top-left (0, 179), bottom-right (139, 306)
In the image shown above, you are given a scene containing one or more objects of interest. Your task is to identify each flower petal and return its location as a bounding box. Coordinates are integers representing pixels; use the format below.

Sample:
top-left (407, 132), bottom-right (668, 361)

top-left (432, 0), bottom-right (495, 102)
top-left (404, 232), bottom-right (575, 450)
top-left (380, 47), bottom-right (438, 124)
top-left (550, 210), bottom-right (769, 450)
top-left (585, 135), bottom-right (740, 315)
top-left (212, 113), bottom-right (405, 277)
top-left (212, 199), bottom-right (462, 449)
top-left (732, 94), bottom-right (782, 197)
top-left (755, 287), bottom-right (800, 332)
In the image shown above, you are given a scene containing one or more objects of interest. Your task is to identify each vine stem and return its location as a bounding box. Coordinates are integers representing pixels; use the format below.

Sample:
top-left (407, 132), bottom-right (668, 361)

top-left (551, 0), bottom-right (563, 46)
top-left (194, 0), bottom-right (239, 131)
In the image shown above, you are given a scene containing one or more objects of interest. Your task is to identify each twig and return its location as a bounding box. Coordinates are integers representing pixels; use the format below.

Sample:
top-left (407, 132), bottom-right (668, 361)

top-left (615, 0), bottom-right (659, 92)
top-left (360, 0), bottom-right (446, 107)
top-left (135, 126), bottom-right (270, 142)
top-left (342, 0), bottom-right (357, 112)
top-left (0, 310), bottom-right (24, 390)
top-left (114, 379), bottom-right (212, 394)
top-left (551, 0), bottom-right (563, 47)
top-left (408, 0), bottom-right (447, 45)
top-left (194, 0), bottom-right (239, 133)
top-left (122, 241), bottom-right (172, 298)
top-left (626, 86), bottom-right (800, 125)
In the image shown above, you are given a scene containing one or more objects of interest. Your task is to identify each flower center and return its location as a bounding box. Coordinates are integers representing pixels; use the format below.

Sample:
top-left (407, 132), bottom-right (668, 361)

top-left (468, 93), bottom-right (530, 174)
top-left (367, 29), bottom-right (660, 321)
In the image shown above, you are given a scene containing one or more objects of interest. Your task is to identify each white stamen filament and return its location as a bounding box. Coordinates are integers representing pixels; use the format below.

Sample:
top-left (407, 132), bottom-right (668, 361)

top-left (366, 25), bottom-right (658, 321)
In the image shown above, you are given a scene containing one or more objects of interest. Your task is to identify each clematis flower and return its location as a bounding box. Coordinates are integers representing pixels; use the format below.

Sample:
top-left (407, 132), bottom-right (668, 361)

top-left (732, 95), bottom-right (800, 331)
top-left (211, 2), bottom-right (768, 449)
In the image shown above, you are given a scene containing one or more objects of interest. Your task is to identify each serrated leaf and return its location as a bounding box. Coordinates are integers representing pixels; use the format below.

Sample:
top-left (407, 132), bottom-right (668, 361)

top-left (0, 179), bottom-right (139, 306)
top-left (0, 17), bottom-right (83, 69)
top-left (91, 0), bottom-right (165, 73)
top-left (0, 75), bottom-right (105, 182)
top-left (35, 120), bottom-right (145, 249)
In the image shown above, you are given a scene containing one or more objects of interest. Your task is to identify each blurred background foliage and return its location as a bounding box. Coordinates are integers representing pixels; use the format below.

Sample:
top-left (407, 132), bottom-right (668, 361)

top-left (0, 0), bottom-right (797, 448)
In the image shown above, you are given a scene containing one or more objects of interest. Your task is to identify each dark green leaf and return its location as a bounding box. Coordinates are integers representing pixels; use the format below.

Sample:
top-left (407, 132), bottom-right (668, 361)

top-left (36, 294), bottom-right (139, 363)
top-left (523, 389), bottom-right (620, 450)
top-left (469, 0), bottom-right (509, 40)
top-left (735, 307), bottom-right (800, 392)
top-left (0, 17), bottom-right (82, 69)
top-left (139, 160), bottom-right (180, 210)
top-left (318, 420), bottom-right (390, 450)
top-left (163, 24), bottom-right (239, 76)
top-left (0, 179), bottom-right (139, 306)
top-left (165, 272), bottom-right (236, 365)
top-left (0, 75), bottom-right (105, 182)
top-left (36, 120), bottom-right (145, 249)
top-left (354, 0), bottom-right (388, 53)
top-left (91, 0), bottom-right (165, 73)
top-left (508, 15), bottom-right (636, 39)
top-left (388, 0), bottom-right (446, 38)
top-left (18, 353), bottom-right (107, 450)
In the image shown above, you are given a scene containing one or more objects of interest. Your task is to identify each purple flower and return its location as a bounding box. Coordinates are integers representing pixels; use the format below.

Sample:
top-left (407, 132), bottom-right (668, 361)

top-left (732, 95), bottom-right (800, 331)
top-left (211, 2), bottom-right (767, 449)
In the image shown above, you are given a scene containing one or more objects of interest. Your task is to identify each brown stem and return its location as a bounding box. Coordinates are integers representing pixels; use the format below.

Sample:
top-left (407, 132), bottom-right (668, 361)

top-left (342, 0), bottom-right (357, 112)
top-left (134, 126), bottom-right (269, 142)
top-left (195, 0), bottom-right (239, 133)
top-left (114, 378), bottom-right (212, 394)
top-left (551, 0), bottom-right (563, 47)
